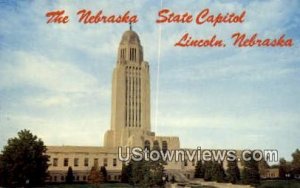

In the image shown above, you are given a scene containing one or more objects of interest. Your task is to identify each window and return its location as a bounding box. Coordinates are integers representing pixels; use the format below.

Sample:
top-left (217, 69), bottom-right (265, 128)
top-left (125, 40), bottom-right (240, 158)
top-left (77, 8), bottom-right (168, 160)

top-left (74, 158), bottom-right (79, 167)
top-left (61, 176), bottom-right (64, 181)
top-left (103, 158), bottom-right (108, 167)
top-left (54, 176), bottom-right (57, 182)
top-left (113, 158), bottom-right (117, 167)
top-left (64, 158), bottom-right (69, 167)
top-left (84, 158), bottom-right (89, 167)
top-left (153, 140), bottom-right (160, 150)
top-left (94, 158), bottom-right (99, 167)
top-left (76, 176), bottom-right (79, 181)
top-left (184, 160), bottom-right (188, 166)
top-left (121, 49), bottom-right (125, 59)
top-left (192, 159), bottom-right (195, 166)
top-left (53, 158), bottom-right (58, 167)
top-left (83, 176), bottom-right (86, 181)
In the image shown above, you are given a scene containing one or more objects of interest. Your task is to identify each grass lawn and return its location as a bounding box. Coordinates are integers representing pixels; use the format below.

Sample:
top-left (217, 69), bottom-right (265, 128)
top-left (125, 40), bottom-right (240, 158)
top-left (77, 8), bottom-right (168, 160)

top-left (46, 183), bottom-right (215, 188)
top-left (46, 183), bottom-right (132, 188)
top-left (258, 180), bottom-right (300, 188)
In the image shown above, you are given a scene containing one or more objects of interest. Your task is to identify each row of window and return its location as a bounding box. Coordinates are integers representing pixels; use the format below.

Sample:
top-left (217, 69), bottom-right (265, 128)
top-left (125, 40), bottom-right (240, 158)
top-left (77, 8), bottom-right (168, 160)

top-left (125, 66), bottom-right (141, 70)
top-left (50, 175), bottom-right (86, 182)
top-left (126, 70), bottom-right (141, 75)
top-left (120, 48), bottom-right (139, 62)
top-left (144, 140), bottom-right (168, 151)
top-left (120, 48), bottom-right (126, 59)
top-left (49, 174), bottom-right (121, 182)
top-left (50, 173), bottom-right (193, 183)
top-left (125, 72), bottom-right (142, 128)
top-left (129, 48), bottom-right (137, 61)
top-left (52, 157), bottom-right (117, 168)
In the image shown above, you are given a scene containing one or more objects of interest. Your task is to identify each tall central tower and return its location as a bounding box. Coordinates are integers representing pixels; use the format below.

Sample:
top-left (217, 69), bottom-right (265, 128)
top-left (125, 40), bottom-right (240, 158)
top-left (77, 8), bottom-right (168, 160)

top-left (104, 28), bottom-right (154, 148)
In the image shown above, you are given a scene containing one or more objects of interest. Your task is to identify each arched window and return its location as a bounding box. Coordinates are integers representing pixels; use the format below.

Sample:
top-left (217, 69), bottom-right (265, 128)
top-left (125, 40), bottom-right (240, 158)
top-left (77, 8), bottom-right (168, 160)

top-left (162, 141), bottom-right (168, 153)
top-left (153, 140), bottom-right (160, 150)
top-left (144, 140), bottom-right (150, 150)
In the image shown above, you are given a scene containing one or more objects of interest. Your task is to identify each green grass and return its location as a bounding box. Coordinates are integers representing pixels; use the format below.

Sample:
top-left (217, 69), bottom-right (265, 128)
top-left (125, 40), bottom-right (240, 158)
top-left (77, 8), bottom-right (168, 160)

top-left (46, 183), bottom-right (216, 188)
top-left (258, 180), bottom-right (300, 188)
top-left (46, 183), bottom-right (132, 188)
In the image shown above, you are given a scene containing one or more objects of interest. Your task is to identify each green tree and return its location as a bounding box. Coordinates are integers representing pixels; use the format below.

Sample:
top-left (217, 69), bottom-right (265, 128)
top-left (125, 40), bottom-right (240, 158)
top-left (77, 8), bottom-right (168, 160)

top-left (66, 166), bottom-right (74, 183)
top-left (203, 161), bottom-right (213, 181)
top-left (292, 149), bottom-right (300, 167)
top-left (194, 160), bottom-right (204, 178)
top-left (292, 149), bottom-right (300, 176)
top-left (0, 155), bottom-right (5, 186)
top-left (226, 159), bottom-right (240, 184)
top-left (258, 159), bottom-right (269, 175)
top-left (131, 159), bottom-right (144, 186)
top-left (128, 143), bottom-right (165, 187)
top-left (279, 158), bottom-right (289, 178)
top-left (130, 158), bottom-right (165, 187)
top-left (211, 161), bottom-right (226, 182)
top-left (242, 152), bottom-right (260, 185)
top-left (88, 166), bottom-right (101, 184)
top-left (100, 166), bottom-right (108, 182)
top-left (0, 129), bottom-right (49, 187)
top-left (149, 143), bottom-right (165, 186)
top-left (121, 162), bottom-right (132, 183)
top-left (258, 159), bottom-right (270, 179)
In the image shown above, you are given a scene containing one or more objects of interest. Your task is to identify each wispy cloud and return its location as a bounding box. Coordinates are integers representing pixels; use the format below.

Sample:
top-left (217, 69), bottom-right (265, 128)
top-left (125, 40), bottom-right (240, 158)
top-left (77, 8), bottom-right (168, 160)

top-left (1, 51), bottom-right (100, 92)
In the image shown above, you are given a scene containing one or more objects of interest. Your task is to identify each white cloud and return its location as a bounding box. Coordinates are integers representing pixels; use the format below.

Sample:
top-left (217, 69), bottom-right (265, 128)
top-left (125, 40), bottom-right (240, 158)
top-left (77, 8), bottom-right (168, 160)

top-left (1, 51), bottom-right (100, 93)
top-left (25, 95), bottom-right (71, 107)
top-left (0, 113), bottom-right (109, 146)
top-left (158, 111), bottom-right (300, 130)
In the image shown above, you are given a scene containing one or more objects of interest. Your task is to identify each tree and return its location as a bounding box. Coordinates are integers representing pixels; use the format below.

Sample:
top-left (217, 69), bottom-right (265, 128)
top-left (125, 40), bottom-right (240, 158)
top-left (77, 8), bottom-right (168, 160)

top-left (131, 159), bottom-right (145, 186)
top-left (66, 167), bottom-right (74, 183)
top-left (0, 155), bottom-right (5, 186)
top-left (128, 143), bottom-right (165, 187)
top-left (202, 161), bottom-right (225, 182)
top-left (121, 162), bottom-right (132, 183)
top-left (203, 161), bottom-right (213, 181)
top-left (0, 129), bottom-right (49, 187)
top-left (100, 166), bottom-right (108, 182)
top-left (292, 149), bottom-right (300, 176)
top-left (292, 149), bottom-right (300, 168)
top-left (211, 161), bottom-right (226, 182)
top-left (226, 159), bottom-right (240, 184)
top-left (242, 152), bottom-right (260, 185)
top-left (194, 160), bottom-right (204, 178)
top-left (88, 166), bottom-right (101, 184)
top-left (258, 159), bottom-right (269, 176)
top-left (149, 144), bottom-right (165, 187)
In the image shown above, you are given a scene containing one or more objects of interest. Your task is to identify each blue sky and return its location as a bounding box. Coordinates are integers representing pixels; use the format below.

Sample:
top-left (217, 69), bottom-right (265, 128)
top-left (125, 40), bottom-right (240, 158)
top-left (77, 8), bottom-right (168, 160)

top-left (0, 0), bottom-right (299, 162)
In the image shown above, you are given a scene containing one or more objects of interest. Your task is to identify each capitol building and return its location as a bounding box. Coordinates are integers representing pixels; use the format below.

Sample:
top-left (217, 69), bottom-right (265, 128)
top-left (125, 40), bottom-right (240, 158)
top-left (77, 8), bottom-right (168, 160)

top-left (46, 28), bottom-right (195, 183)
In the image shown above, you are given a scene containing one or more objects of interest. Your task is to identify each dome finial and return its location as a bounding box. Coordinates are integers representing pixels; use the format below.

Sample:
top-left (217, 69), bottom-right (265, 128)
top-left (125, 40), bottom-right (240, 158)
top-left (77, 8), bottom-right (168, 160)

top-left (129, 22), bottom-right (132, 31)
